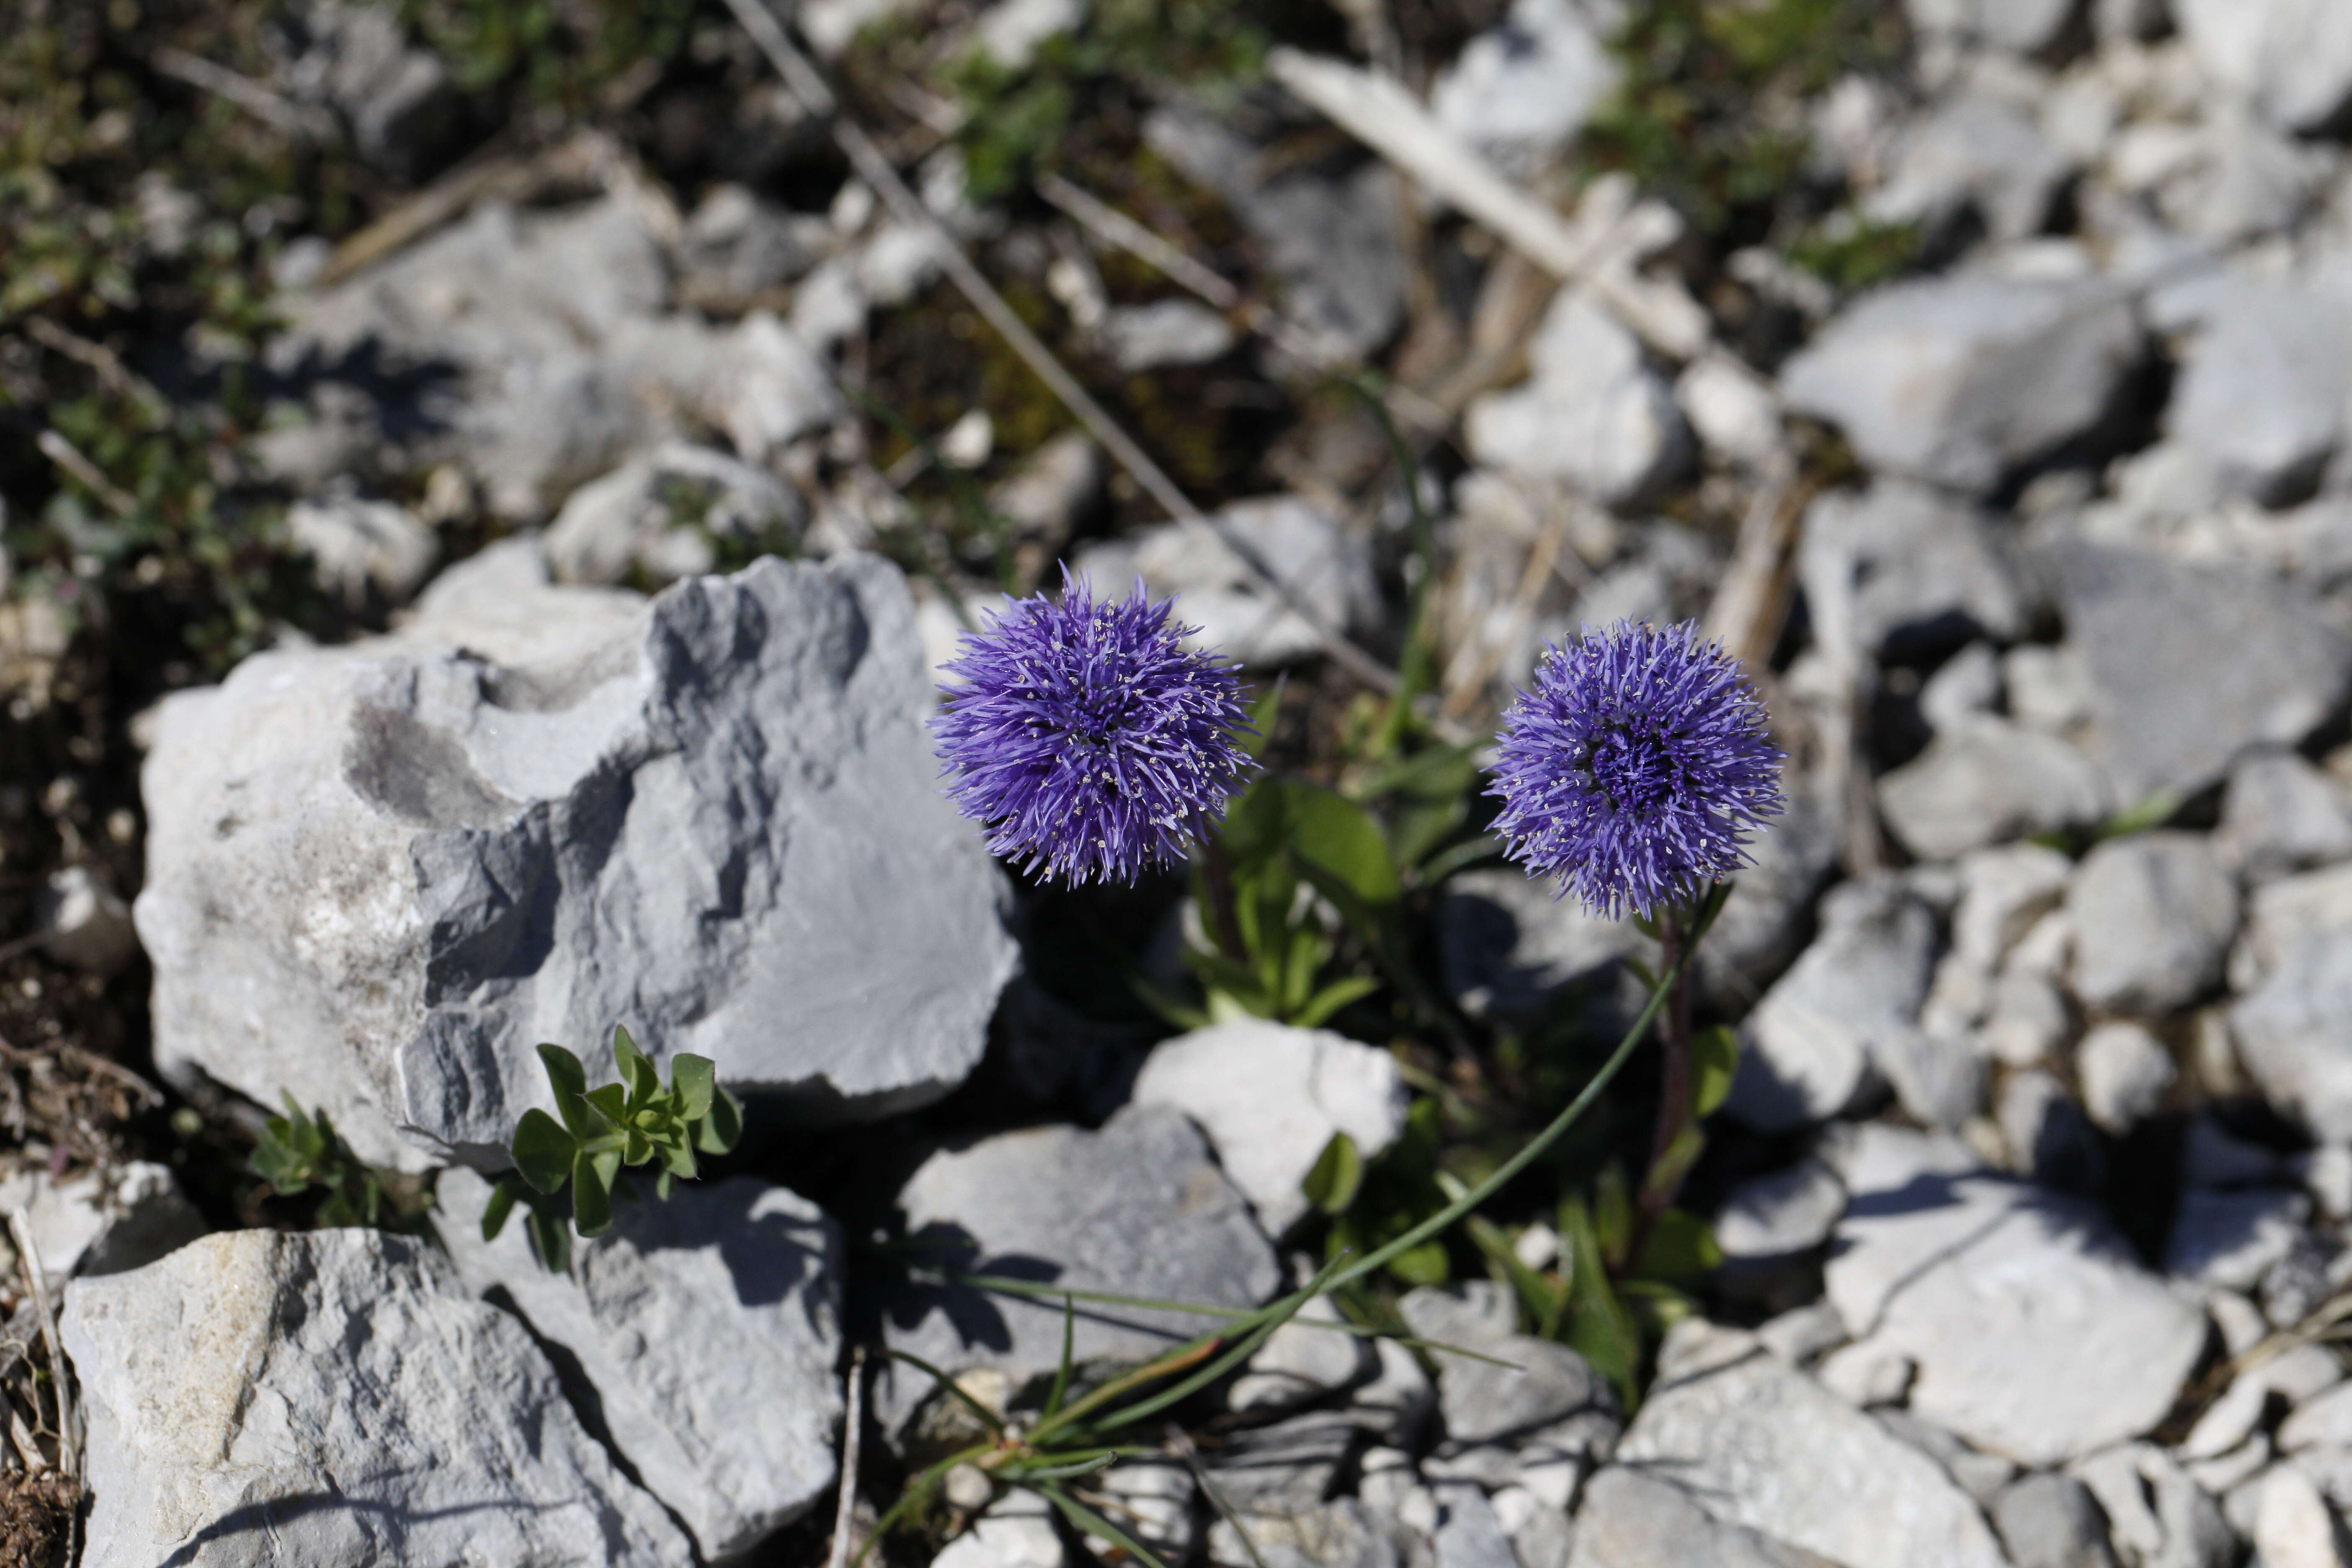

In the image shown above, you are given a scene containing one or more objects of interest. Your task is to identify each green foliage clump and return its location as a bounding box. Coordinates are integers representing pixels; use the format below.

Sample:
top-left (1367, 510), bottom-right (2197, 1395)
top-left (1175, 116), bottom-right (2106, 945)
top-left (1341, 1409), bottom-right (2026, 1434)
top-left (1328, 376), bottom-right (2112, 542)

top-left (398, 0), bottom-right (707, 111)
top-left (0, 1), bottom-right (346, 678)
top-left (1583, 0), bottom-right (1907, 245)
top-left (484, 1027), bottom-right (744, 1270)
top-left (946, 0), bottom-right (1278, 203)
top-left (1784, 212), bottom-right (1922, 293)
top-left (249, 1094), bottom-right (425, 1231)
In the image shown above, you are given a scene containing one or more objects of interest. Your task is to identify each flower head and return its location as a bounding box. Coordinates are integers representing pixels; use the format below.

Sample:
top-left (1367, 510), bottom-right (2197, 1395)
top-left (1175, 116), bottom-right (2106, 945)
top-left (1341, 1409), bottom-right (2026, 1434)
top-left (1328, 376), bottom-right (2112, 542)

top-left (1489, 619), bottom-right (1785, 919)
top-left (933, 572), bottom-right (1253, 886)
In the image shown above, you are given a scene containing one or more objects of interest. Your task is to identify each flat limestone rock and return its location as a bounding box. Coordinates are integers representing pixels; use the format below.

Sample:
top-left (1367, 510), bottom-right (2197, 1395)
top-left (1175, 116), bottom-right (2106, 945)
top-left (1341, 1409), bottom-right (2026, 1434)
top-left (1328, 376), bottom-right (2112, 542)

top-left (134, 553), bottom-right (1017, 1170)
top-left (2045, 539), bottom-right (2352, 806)
top-left (1612, 1319), bottom-right (2009, 1568)
top-left (1131, 1019), bottom-right (1409, 1235)
top-left (1779, 272), bottom-right (2142, 495)
top-left (1568, 1469), bottom-right (1839, 1568)
top-left (436, 1170), bottom-right (843, 1561)
top-left (63, 1228), bottom-right (693, 1568)
top-left (1825, 1125), bottom-right (2208, 1466)
top-left (877, 1104), bottom-right (1282, 1432)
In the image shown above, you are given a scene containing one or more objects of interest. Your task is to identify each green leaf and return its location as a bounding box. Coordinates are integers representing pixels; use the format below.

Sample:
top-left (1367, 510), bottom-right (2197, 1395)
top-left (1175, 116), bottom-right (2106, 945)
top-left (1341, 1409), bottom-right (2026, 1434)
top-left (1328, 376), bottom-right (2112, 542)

top-left (1285, 783), bottom-right (1403, 907)
top-left (1592, 1165), bottom-right (1632, 1266)
top-left (480, 1176), bottom-right (521, 1242)
top-left (672, 1054), bottom-right (716, 1122)
top-left (1217, 776), bottom-right (1288, 868)
top-left (612, 1025), bottom-right (660, 1103)
top-left (661, 1138), bottom-right (698, 1181)
top-left (1294, 974), bottom-right (1380, 1029)
top-left (573, 1148), bottom-right (616, 1236)
top-left (696, 1085), bottom-right (743, 1155)
top-left (1302, 1132), bottom-right (1365, 1216)
top-left (1385, 1239), bottom-right (1451, 1287)
top-left (584, 1082), bottom-right (629, 1127)
top-left (1633, 1208), bottom-right (1723, 1283)
top-left (1558, 1195), bottom-right (1638, 1403)
top-left (536, 1043), bottom-right (589, 1102)
top-left (1692, 1024), bottom-right (1742, 1119)
top-left (511, 1109), bottom-right (578, 1195)
top-left (2098, 788), bottom-right (2182, 841)
top-left (526, 1204), bottom-right (572, 1272)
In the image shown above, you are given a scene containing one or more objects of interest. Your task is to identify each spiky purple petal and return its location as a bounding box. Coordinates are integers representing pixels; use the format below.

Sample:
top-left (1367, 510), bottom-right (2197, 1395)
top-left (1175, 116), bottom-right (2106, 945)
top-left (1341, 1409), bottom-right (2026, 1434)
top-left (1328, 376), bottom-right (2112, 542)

top-left (1489, 619), bottom-right (1785, 919)
top-left (933, 573), bottom-right (1253, 886)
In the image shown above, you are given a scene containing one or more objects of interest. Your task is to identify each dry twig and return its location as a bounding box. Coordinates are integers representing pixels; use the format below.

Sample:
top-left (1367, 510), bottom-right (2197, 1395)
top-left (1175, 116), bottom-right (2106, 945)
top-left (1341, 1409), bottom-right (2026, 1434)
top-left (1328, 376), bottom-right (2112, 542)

top-left (719, 0), bottom-right (1411, 697)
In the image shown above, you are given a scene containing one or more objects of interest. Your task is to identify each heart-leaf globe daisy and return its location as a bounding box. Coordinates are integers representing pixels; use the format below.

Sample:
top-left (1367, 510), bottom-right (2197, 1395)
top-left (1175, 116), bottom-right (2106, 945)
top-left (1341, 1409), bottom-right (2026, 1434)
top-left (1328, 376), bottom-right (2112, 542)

top-left (1489, 619), bottom-right (1785, 919)
top-left (933, 572), bottom-right (1254, 887)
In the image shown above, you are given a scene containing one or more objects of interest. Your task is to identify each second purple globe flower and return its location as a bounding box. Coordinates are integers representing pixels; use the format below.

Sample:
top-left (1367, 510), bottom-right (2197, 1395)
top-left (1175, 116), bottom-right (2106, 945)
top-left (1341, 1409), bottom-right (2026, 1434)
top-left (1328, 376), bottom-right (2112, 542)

top-left (1489, 618), bottom-right (1786, 919)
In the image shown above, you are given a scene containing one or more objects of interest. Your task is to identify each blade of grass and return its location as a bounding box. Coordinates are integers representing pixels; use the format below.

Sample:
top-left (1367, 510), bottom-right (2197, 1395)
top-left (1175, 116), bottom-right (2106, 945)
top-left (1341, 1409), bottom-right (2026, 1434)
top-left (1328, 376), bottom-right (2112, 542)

top-left (1034, 1481), bottom-right (1174, 1568)
top-left (886, 1349), bottom-right (1008, 1436)
top-left (1044, 1294), bottom-right (1077, 1419)
top-left (1325, 878), bottom-right (1729, 1295)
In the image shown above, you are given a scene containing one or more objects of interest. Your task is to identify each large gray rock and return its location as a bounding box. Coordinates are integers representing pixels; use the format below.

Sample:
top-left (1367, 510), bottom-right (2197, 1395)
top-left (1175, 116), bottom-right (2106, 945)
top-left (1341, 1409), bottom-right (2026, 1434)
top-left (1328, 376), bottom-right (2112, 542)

top-left (1131, 1019), bottom-right (1408, 1235)
top-left (1430, 0), bottom-right (1617, 180)
top-left (1779, 273), bottom-right (2143, 495)
top-left (1465, 291), bottom-right (1689, 506)
top-left (1798, 482), bottom-right (2033, 662)
top-left (2046, 540), bottom-right (2352, 805)
top-left (877, 1104), bottom-right (1282, 1431)
top-left (435, 1169), bottom-right (843, 1560)
top-left (2231, 927), bottom-right (2352, 1141)
top-left (1611, 1318), bottom-right (2010, 1568)
top-left (135, 554), bottom-right (1016, 1170)
top-left (2067, 833), bottom-right (2239, 1016)
top-left (1567, 1469), bottom-right (1839, 1568)
top-left (272, 197), bottom-right (839, 518)
top-left (1726, 878), bottom-right (1937, 1133)
top-left (1824, 1125), bottom-right (2208, 1466)
top-left (2165, 284), bottom-right (2352, 504)
top-left (1878, 718), bottom-right (2107, 861)
top-left (2177, 0), bottom-right (2352, 136)
top-left (63, 1228), bottom-right (694, 1568)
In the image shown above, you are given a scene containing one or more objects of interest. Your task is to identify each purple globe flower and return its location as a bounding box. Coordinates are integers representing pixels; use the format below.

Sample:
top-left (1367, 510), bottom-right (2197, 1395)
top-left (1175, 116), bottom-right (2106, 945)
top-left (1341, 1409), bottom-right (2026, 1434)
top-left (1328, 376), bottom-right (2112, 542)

top-left (1489, 619), bottom-right (1785, 919)
top-left (933, 573), bottom-right (1254, 887)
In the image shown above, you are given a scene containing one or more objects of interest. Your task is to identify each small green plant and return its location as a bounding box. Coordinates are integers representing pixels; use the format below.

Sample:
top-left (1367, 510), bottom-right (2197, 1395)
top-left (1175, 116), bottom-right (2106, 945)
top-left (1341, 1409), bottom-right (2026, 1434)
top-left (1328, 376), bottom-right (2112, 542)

top-left (249, 1094), bottom-right (402, 1229)
top-left (481, 1026), bottom-right (744, 1270)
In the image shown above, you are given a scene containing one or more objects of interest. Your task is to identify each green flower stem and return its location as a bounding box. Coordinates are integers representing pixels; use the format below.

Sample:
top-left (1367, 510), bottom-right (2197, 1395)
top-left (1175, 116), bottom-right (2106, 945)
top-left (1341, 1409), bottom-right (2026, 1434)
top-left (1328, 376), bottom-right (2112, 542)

top-left (1623, 905), bottom-right (1697, 1275)
top-left (1323, 877), bottom-right (1725, 1295)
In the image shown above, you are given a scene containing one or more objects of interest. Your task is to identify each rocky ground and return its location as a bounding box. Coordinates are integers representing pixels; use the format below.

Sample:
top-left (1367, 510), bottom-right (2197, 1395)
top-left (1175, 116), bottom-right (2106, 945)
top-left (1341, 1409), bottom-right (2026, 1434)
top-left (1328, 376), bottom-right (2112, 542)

top-left (13, 0), bottom-right (2352, 1565)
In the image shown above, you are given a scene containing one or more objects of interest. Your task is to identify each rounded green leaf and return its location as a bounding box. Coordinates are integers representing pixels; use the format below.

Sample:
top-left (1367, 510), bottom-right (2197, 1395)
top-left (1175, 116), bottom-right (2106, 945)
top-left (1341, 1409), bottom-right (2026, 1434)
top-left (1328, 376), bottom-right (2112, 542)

top-left (671, 1054), bottom-right (716, 1123)
top-left (695, 1084), bottom-right (744, 1154)
top-left (1301, 1132), bottom-right (1364, 1216)
top-left (512, 1109), bottom-right (578, 1194)
top-left (535, 1043), bottom-right (589, 1101)
top-left (572, 1147), bottom-right (616, 1236)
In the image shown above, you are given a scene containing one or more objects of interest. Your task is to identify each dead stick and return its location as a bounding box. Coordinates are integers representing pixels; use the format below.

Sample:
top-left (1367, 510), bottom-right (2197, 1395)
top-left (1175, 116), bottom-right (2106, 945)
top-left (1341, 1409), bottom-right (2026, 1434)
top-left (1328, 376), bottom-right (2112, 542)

top-left (717, 0), bottom-right (1406, 697)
